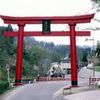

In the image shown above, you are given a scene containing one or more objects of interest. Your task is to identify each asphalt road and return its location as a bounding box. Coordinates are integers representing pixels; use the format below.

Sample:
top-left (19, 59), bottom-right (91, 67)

top-left (4, 81), bottom-right (69, 100)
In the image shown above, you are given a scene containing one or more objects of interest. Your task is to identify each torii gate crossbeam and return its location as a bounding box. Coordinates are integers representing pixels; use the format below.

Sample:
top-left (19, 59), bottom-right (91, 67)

top-left (0, 13), bottom-right (94, 87)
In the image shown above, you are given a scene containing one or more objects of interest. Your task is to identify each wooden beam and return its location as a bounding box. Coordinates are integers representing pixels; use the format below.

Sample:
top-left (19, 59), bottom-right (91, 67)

top-left (4, 31), bottom-right (90, 37)
top-left (0, 14), bottom-right (95, 24)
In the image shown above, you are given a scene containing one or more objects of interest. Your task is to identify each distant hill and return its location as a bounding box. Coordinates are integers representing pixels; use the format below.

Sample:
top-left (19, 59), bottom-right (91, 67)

top-left (0, 25), bottom-right (92, 79)
top-left (24, 37), bottom-right (91, 62)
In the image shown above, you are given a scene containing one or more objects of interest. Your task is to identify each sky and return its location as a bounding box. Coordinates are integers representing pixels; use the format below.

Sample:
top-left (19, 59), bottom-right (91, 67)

top-left (0, 0), bottom-right (100, 46)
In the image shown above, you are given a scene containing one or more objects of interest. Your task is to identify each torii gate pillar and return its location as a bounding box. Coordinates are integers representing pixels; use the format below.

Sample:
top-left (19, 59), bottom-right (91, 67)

top-left (69, 23), bottom-right (77, 86)
top-left (15, 24), bottom-right (25, 84)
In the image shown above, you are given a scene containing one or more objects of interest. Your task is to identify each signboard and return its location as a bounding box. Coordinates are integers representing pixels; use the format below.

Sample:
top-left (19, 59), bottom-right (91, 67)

top-left (42, 20), bottom-right (51, 34)
top-left (6, 64), bottom-right (10, 71)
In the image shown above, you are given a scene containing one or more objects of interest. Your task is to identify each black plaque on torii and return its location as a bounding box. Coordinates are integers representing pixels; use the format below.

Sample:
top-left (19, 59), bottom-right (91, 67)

top-left (42, 20), bottom-right (51, 34)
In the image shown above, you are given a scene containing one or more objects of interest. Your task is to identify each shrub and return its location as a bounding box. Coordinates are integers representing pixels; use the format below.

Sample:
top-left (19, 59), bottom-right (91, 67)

top-left (0, 81), bottom-right (9, 94)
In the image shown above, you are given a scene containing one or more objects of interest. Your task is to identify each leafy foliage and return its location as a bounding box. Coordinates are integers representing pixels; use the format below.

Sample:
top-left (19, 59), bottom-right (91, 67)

top-left (0, 26), bottom-right (92, 80)
top-left (81, 53), bottom-right (88, 63)
top-left (91, 0), bottom-right (100, 3)
top-left (95, 41), bottom-right (100, 58)
top-left (0, 81), bottom-right (9, 94)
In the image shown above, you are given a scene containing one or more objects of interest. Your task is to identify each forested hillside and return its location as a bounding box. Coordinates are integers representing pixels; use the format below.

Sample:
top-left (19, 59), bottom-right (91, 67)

top-left (0, 25), bottom-right (91, 81)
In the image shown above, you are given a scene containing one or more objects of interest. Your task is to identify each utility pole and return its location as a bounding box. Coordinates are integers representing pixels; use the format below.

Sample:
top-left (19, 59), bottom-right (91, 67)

top-left (6, 64), bottom-right (10, 87)
top-left (85, 38), bottom-right (95, 77)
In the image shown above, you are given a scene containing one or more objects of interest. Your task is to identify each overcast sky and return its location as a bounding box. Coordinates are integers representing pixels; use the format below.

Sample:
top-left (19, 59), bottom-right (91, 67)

top-left (0, 0), bottom-right (100, 46)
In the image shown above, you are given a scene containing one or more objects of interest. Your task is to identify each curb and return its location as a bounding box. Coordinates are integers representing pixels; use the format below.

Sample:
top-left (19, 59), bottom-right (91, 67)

top-left (53, 85), bottom-right (99, 100)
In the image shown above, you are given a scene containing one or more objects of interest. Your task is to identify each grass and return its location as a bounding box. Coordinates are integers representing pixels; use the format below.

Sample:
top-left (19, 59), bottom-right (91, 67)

top-left (94, 66), bottom-right (100, 72)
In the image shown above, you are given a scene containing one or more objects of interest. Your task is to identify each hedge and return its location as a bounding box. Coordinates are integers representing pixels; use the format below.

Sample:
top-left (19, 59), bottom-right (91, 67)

top-left (0, 81), bottom-right (9, 94)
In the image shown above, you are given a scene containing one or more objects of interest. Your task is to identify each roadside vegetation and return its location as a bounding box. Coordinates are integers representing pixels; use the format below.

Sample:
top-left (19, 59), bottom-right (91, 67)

top-left (95, 66), bottom-right (100, 71)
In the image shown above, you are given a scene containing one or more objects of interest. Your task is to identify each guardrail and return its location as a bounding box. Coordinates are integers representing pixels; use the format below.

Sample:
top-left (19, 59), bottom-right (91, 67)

top-left (89, 77), bottom-right (100, 85)
top-left (21, 77), bottom-right (70, 83)
top-left (37, 77), bottom-right (70, 81)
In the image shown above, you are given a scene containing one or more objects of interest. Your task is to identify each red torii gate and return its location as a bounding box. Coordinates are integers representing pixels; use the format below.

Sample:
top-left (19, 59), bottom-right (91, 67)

top-left (0, 13), bottom-right (94, 87)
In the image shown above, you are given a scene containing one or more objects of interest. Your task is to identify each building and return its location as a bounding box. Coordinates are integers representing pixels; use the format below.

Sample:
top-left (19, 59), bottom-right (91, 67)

top-left (49, 57), bottom-right (71, 77)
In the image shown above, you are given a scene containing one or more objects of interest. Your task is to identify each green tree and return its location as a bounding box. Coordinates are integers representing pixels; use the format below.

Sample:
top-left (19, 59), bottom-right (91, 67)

top-left (27, 46), bottom-right (46, 76)
top-left (91, 0), bottom-right (100, 12)
top-left (0, 25), bottom-right (15, 56)
top-left (91, 0), bottom-right (100, 3)
top-left (29, 46), bottom-right (46, 65)
top-left (50, 52), bottom-right (61, 62)
top-left (81, 53), bottom-right (88, 64)
top-left (6, 24), bottom-right (13, 31)
top-left (0, 25), bottom-right (15, 81)
top-left (95, 41), bottom-right (100, 58)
